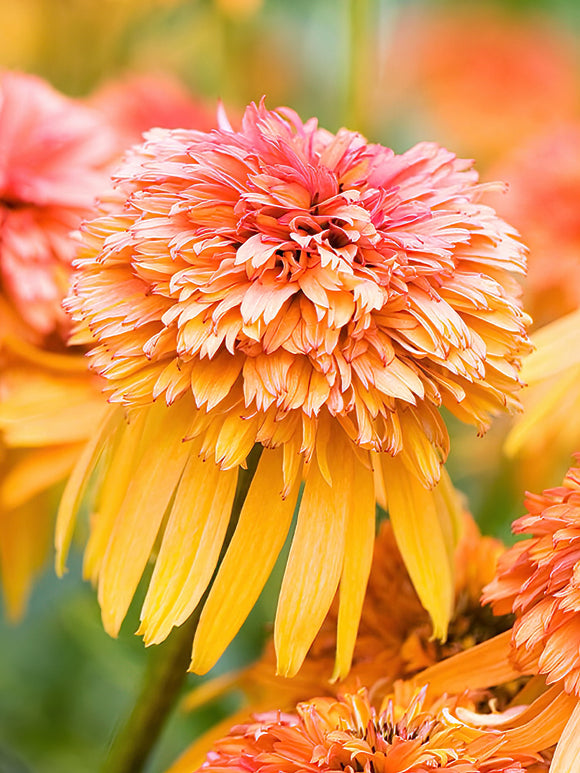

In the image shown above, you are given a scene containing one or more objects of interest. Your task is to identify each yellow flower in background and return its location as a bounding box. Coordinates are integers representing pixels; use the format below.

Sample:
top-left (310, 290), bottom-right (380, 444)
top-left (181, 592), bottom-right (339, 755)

top-left (505, 309), bottom-right (580, 488)
top-left (60, 100), bottom-right (530, 679)
top-left (170, 507), bottom-right (509, 773)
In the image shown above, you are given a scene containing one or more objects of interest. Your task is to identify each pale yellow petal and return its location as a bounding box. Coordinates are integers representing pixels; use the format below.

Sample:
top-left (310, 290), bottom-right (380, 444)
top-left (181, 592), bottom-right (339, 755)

top-left (521, 307), bottom-right (580, 384)
top-left (83, 411), bottom-right (148, 584)
top-left (139, 453), bottom-right (237, 644)
top-left (332, 452), bottom-right (375, 681)
top-left (381, 453), bottom-right (454, 640)
top-left (191, 446), bottom-right (299, 674)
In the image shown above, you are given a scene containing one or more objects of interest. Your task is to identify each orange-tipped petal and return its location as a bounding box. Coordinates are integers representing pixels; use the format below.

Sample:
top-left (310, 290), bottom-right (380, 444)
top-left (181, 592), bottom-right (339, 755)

top-left (551, 698), bottom-right (580, 773)
top-left (191, 447), bottom-right (299, 674)
top-left (417, 629), bottom-right (523, 698)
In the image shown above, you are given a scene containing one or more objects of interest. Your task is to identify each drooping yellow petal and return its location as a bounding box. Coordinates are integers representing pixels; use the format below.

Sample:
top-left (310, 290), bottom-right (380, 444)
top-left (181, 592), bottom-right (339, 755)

top-left (1, 444), bottom-right (81, 510)
top-left (0, 498), bottom-right (53, 620)
top-left (550, 697), bottom-right (580, 773)
top-left (139, 451), bottom-right (237, 645)
top-left (332, 452), bottom-right (375, 681)
top-left (275, 432), bottom-right (352, 677)
top-left (499, 689), bottom-right (576, 753)
top-left (83, 411), bottom-right (148, 584)
top-left (97, 402), bottom-right (192, 636)
top-left (381, 453), bottom-right (455, 640)
top-left (191, 446), bottom-right (300, 674)
top-left (55, 406), bottom-right (123, 576)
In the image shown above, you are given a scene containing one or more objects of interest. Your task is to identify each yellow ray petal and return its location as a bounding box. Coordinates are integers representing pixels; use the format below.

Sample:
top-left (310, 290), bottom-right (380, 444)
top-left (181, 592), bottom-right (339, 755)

top-left (521, 307), bottom-right (580, 384)
top-left (332, 452), bottom-right (375, 681)
top-left (551, 697), bottom-right (580, 773)
top-left (191, 446), bottom-right (300, 674)
top-left (55, 406), bottom-right (123, 576)
top-left (381, 454), bottom-right (455, 640)
top-left (275, 432), bottom-right (352, 678)
top-left (139, 453), bottom-right (237, 645)
top-left (1, 444), bottom-right (81, 510)
top-left (83, 411), bottom-right (148, 584)
top-left (416, 630), bottom-right (523, 698)
top-left (97, 402), bottom-right (192, 637)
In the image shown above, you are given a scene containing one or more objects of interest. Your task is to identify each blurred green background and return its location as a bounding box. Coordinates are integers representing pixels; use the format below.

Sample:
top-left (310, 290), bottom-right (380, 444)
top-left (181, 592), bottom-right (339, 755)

top-left (1, 0), bottom-right (580, 770)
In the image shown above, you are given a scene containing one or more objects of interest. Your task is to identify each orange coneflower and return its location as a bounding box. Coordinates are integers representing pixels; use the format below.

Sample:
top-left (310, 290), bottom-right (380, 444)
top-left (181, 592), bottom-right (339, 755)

top-left (60, 100), bottom-right (530, 678)
top-left (192, 687), bottom-right (544, 773)
top-left (0, 71), bottom-right (117, 617)
top-left (413, 461), bottom-right (580, 772)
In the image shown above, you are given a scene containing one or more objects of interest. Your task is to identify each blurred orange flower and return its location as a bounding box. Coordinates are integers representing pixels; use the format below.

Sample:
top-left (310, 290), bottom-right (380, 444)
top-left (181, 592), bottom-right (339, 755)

top-left (384, 7), bottom-right (579, 164)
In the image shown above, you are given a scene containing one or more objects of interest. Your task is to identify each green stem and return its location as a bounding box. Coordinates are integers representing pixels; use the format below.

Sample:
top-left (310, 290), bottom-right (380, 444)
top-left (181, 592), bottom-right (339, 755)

top-left (346, 0), bottom-right (372, 134)
top-left (104, 446), bottom-right (263, 773)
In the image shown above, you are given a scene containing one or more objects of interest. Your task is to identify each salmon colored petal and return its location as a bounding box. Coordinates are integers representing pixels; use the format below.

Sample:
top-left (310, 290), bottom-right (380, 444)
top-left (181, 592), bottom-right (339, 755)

top-left (97, 403), bottom-right (192, 636)
top-left (381, 453), bottom-right (454, 640)
top-left (139, 452), bottom-right (237, 644)
top-left (191, 447), bottom-right (300, 674)
top-left (500, 689), bottom-right (577, 753)
top-left (55, 406), bottom-right (122, 576)
top-left (551, 698), bottom-right (580, 773)
top-left (332, 452), bottom-right (375, 681)
top-left (83, 411), bottom-right (148, 584)
top-left (417, 630), bottom-right (523, 698)
top-left (275, 432), bottom-right (352, 677)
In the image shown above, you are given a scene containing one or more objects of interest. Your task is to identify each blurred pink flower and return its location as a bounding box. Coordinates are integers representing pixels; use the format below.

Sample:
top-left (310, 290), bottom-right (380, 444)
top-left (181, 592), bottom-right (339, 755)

top-left (90, 73), bottom-right (215, 151)
top-left (0, 71), bottom-right (116, 343)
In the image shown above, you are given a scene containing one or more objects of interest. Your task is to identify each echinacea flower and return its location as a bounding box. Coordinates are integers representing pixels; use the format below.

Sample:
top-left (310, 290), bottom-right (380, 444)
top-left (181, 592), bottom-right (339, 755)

top-left (0, 70), bottom-right (116, 617)
top-left (60, 100), bottom-right (530, 678)
top-left (171, 508), bottom-right (510, 773)
top-left (413, 461), bottom-right (580, 773)
top-left (190, 687), bottom-right (543, 773)
top-left (0, 70), bottom-right (116, 344)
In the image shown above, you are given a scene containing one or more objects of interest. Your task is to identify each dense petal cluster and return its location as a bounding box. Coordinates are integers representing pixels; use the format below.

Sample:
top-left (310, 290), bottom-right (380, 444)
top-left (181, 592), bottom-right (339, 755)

top-left (484, 459), bottom-right (580, 696)
top-left (0, 70), bottom-right (116, 343)
top-left (197, 689), bottom-right (541, 773)
top-left (68, 100), bottom-right (529, 479)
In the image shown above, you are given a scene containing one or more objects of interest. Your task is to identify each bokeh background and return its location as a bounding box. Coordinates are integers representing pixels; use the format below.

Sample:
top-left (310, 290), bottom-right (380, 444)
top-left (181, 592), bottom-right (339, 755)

top-left (1, 0), bottom-right (580, 769)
